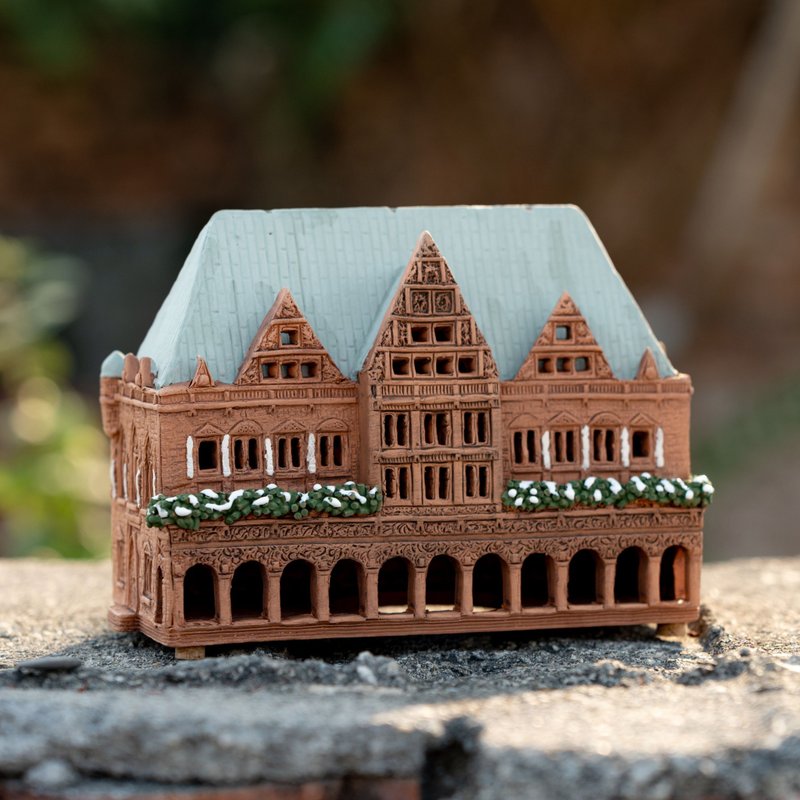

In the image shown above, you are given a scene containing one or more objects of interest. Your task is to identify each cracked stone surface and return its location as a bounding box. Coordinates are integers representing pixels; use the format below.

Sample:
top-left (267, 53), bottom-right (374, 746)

top-left (0, 557), bottom-right (798, 799)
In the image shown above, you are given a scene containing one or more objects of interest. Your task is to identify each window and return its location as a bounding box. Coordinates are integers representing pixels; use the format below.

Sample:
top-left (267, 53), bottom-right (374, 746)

top-left (318, 434), bottom-right (344, 469)
top-left (575, 356), bottom-right (590, 372)
top-left (556, 357), bottom-right (572, 373)
top-left (382, 413), bottom-right (409, 448)
top-left (463, 411), bottom-right (489, 445)
top-left (556, 324), bottom-right (572, 341)
top-left (410, 324), bottom-right (430, 343)
top-left (197, 439), bottom-right (219, 471)
top-left (422, 412), bottom-right (450, 446)
top-left (392, 357), bottom-right (411, 376)
top-left (552, 429), bottom-right (577, 464)
top-left (592, 428), bottom-right (616, 464)
top-left (261, 361), bottom-right (278, 379)
top-left (414, 356), bottom-right (433, 376)
top-left (512, 429), bottom-right (537, 464)
top-left (458, 355), bottom-right (477, 375)
top-left (435, 356), bottom-right (454, 376)
top-left (632, 429), bottom-right (651, 459)
top-left (538, 358), bottom-right (553, 374)
top-left (384, 466), bottom-right (411, 500)
top-left (433, 323), bottom-right (454, 343)
top-left (280, 362), bottom-right (298, 379)
top-left (300, 361), bottom-right (318, 379)
top-left (233, 437), bottom-right (260, 471)
top-left (464, 464), bottom-right (490, 499)
top-left (277, 435), bottom-right (303, 470)
top-left (280, 328), bottom-right (298, 346)
top-left (423, 465), bottom-right (451, 501)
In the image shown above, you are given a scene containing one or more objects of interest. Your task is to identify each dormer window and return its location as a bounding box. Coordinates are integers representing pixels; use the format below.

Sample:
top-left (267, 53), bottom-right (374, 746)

top-left (410, 325), bottom-right (430, 343)
top-left (556, 324), bottom-right (572, 341)
top-left (280, 328), bottom-right (299, 346)
top-left (433, 324), bottom-right (454, 343)
top-left (280, 362), bottom-right (299, 379)
top-left (300, 361), bottom-right (318, 379)
top-left (261, 361), bottom-right (278, 379)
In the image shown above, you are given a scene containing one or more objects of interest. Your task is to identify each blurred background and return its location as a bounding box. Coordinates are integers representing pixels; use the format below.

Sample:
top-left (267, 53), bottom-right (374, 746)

top-left (0, 0), bottom-right (797, 560)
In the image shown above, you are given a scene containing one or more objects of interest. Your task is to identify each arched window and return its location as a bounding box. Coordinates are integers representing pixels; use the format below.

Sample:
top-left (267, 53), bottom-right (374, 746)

top-left (568, 550), bottom-right (602, 605)
top-left (378, 557), bottom-right (412, 614)
top-left (660, 546), bottom-right (688, 602)
top-left (472, 554), bottom-right (506, 612)
top-left (425, 555), bottom-right (459, 612)
top-left (521, 553), bottom-right (553, 608)
top-left (183, 564), bottom-right (217, 621)
top-left (280, 559), bottom-right (314, 620)
top-left (231, 561), bottom-right (266, 620)
top-left (154, 567), bottom-right (163, 625)
top-left (329, 559), bottom-right (364, 617)
top-left (614, 547), bottom-right (647, 603)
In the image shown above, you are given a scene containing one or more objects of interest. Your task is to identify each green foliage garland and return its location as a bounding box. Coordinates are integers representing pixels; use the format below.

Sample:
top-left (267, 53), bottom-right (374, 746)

top-left (502, 473), bottom-right (714, 512)
top-left (147, 481), bottom-right (382, 530)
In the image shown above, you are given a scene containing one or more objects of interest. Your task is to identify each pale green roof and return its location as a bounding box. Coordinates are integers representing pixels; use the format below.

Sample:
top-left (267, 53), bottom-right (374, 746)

top-left (132, 205), bottom-right (676, 387)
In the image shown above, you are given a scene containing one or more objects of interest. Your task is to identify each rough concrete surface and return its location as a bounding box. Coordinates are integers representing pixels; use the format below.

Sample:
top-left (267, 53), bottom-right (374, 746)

top-left (0, 557), bottom-right (799, 799)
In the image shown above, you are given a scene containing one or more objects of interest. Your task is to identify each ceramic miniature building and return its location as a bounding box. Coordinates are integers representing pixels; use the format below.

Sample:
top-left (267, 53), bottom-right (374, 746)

top-left (100, 205), bottom-right (710, 656)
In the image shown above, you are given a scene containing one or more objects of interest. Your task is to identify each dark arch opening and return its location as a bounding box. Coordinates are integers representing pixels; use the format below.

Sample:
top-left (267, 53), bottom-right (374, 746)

top-left (568, 549), bottom-right (601, 605)
top-left (231, 561), bottom-right (265, 620)
top-left (521, 553), bottom-right (552, 607)
top-left (154, 567), bottom-right (163, 624)
top-left (281, 559), bottom-right (314, 620)
top-left (183, 564), bottom-right (216, 621)
top-left (426, 555), bottom-right (459, 611)
top-left (472, 554), bottom-right (506, 612)
top-left (378, 557), bottom-right (412, 614)
top-left (614, 547), bottom-right (647, 604)
top-left (660, 546), bottom-right (688, 602)
top-left (329, 559), bottom-right (364, 616)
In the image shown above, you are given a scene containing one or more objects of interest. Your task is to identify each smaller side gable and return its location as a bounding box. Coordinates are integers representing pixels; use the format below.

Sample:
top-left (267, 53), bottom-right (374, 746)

top-left (514, 292), bottom-right (614, 380)
top-left (236, 288), bottom-right (348, 385)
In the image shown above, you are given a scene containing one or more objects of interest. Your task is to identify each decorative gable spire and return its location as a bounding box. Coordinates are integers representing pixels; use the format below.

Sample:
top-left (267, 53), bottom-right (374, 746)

top-left (514, 292), bottom-right (613, 380)
top-left (235, 288), bottom-right (347, 385)
top-left (635, 348), bottom-right (660, 380)
top-left (189, 356), bottom-right (215, 388)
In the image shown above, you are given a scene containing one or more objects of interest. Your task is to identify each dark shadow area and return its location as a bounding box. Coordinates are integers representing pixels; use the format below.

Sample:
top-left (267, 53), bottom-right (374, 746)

top-left (568, 550), bottom-right (601, 605)
top-left (472, 554), bottom-right (505, 611)
top-left (378, 557), bottom-right (412, 613)
top-left (614, 547), bottom-right (646, 603)
top-left (281, 559), bottom-right (314, 619)
top-left (661, 546), bottom-right (688, 601)
top-left (521, 553), bottom-right (551, 607)
top-left (425, 555), bottom-right (458, 611)
top-left (329, 559), bottom-right (363, 616)
top-left (183, 564), bottom-right (216, 621)
top-left (231, 561), bottom-right (265, 620)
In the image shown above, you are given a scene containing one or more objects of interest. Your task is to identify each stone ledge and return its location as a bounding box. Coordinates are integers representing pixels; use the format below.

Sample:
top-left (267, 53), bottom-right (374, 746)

top-left (0, 557), bottom-right (798, 799)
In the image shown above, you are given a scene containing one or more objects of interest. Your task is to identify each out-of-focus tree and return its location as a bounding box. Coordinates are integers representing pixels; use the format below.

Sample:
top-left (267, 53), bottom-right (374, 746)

top-left (0, 237), bottom-right (108, 557)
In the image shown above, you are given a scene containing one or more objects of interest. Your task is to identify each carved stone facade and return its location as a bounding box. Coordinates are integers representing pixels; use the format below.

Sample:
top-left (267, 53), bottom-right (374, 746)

top-left (101, 228), bottom-right (703, 650)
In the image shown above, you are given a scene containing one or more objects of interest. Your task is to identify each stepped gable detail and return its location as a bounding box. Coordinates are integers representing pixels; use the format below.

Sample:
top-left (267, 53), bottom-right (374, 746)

top-left (514, 292), bottom-right (613, 381)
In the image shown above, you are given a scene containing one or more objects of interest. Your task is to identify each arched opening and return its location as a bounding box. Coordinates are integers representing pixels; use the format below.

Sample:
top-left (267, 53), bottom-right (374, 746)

top-left (660, 545), bottom-right (688, 602)
top-left (329, 559), bottom-right (364, 616)
top-left (154, 567), bottom-right (163, 624)
top-left (231, 561), bottom-right (265, 620)
top-left (472, 554), bottom-right (506, 612)
top-left (281, 559), bottom-right (314, 620)
top-left (614, 547), bottom-right (647, 604)
top-left (183, 564), bottom-right (217, 621)
top-left (426, 555), bottom-right (459, 612)
top-left (378, 557), bottom-right (412, 614)
top-left (521, 553), bottom-right (552, 607)
top-left (568, 550), bottom-right (601, 605)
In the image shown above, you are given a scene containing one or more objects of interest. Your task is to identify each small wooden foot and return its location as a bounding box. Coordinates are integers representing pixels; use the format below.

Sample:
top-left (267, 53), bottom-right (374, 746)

top-left (175, 646), bottom-right (206, 660)
top-left (656, 622), bottom-right (688, 638)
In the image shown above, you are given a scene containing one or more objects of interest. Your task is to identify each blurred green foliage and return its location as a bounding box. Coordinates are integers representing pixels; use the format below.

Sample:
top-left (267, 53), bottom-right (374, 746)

top-left (0, 237), bottom-right (108, 557)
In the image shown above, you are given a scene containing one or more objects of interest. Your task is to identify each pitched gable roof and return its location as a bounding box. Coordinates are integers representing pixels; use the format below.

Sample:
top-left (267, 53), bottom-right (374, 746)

top-left (135, 205), bottom-right (676, 387)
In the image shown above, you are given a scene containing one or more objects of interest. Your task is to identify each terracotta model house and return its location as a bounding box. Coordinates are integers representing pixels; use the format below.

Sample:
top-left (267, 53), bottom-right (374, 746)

top-left (100, 205), bottom-right (712, 658)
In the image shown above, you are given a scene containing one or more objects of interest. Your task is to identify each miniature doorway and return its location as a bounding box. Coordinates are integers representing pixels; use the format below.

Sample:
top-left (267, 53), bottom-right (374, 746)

top-left (378, 557), bottom-right (412, 614)
top-left (521, 553), bottom-right (552, 607)
top-left (425, 555), bottom-right (459, 612)
top-left (231, 561), bottom-right (266, 620)
top-left (280, 559), bottom-right (314, 620)
top-left (472, 554), bottom-right (506, 612)
top-left (328, 559), bottom-right (364, 616)
top-left (567, 550), bottom-right (602, 605)
top-left (660, 546), bottom-right (688, 601)
top-left (614, 547), bottom-right (647, 603)
top-left (183, 564), bottom-right (217, 621)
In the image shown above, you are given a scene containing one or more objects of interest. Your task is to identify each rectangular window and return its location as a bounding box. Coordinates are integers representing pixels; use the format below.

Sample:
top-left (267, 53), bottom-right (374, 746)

top-left (384, 466), bottom-right (411, 501)
top-left (422, 412), bottom-right (450, 446)
top-left (575, 356), bottom-right (590, 372)
top-left (233, 437), bottom-right (260, 471)
top-left (457, 355), bottom-right (477, 375)
top-left (300, 361), bottom-right (318, 379)
top-left (538, 358), bottom-right (553, 374)
top-left (318, 434), bottom-right (344, 469)
top-left (592, 428), bottom-right (616, 464)
top-left (553, 429), bottom-right (577, 464)
top-left (435, 356), bottom-right (454, 375)
top-left (632, 430), bottom-right (651, 459)
top-left (556, 357), bottom-right (572, 373)
top-left (556, 324), bottom-right (572, 341)
top-left (261, 361), bottom-right (278, 379)
top-left (281, 362), bottom-right (299, 379)
top-left (277, 436), bottom-right (303, 470)
top-left (512, 429), bottom-right (537, 464)
top-left (382, 413), bottom-right (410, 447)
top-left (280, 328), bottom-right (298, 346)
top-left (464, 464), bottom-right (490, 499)
top-left (197, 439), bottom-right (218, 471)
top-left (463, 411), bottom-right (489, 445)
top-left (423, 465), bottom-right (452, 501)
top-left (433, 323), bottom-right (454, 343)
top-left (392, 356), bottom-right (411, 376)
top-left (410, 324), bottom-right (430, 343)
top-left (414, 356), bottom-right (433, 376)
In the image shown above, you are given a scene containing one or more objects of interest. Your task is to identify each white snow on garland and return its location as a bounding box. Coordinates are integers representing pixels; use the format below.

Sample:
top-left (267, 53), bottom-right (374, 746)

top-left (503, 473), bottom-right (714, 512)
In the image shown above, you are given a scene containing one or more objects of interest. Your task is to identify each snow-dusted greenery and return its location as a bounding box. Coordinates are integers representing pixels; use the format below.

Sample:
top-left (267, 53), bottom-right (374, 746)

top-left (147, 481), bottom-right (383, 530)
top-left (503, 473), bottom-right (714, 512)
